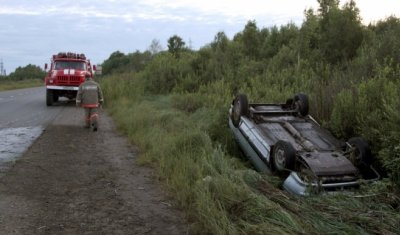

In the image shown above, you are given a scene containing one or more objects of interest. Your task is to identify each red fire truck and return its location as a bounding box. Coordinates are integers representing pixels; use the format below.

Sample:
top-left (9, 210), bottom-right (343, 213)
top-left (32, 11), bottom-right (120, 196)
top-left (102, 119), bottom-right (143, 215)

top-left (44, 52), bottom-right (96, 106)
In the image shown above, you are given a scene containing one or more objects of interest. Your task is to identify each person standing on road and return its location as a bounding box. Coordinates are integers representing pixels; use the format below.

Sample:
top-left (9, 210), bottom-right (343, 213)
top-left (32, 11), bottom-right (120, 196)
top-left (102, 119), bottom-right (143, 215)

top-left (76, 73), bottom-right (104, 131)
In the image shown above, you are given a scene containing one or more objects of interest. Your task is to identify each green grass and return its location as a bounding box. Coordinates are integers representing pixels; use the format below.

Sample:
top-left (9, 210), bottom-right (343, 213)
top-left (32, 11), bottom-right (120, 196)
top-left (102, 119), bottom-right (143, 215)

top-left (0, 79), bottom-right (43, 91)
top-left (101, 75), bottom-right (400, 235)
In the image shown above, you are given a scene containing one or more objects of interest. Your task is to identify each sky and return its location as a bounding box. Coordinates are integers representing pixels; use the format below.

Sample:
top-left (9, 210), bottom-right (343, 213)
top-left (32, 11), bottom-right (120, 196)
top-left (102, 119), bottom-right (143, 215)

top-left (0, 0), bottom-right (399, 74)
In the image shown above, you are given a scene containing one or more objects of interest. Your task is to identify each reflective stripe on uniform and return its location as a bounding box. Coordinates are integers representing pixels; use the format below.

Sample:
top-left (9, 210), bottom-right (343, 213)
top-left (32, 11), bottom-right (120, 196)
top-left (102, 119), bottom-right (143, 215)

top-left (86, 113), bottom-right (98, 121)
top-left (83, 85), bottom-right (98, 90)
top-left (82, 104), bottom-right (98, 108)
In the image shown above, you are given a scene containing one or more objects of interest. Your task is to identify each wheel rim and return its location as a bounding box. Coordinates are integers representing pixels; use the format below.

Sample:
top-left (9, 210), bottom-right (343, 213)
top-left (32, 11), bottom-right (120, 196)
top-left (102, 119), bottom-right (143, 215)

top-left (295, 101), bottom-right (302, 112)
top-left (350, 144), bottom-right (362, 165)
top-left (274, 147), bottom-right (286, 170)
top-left (233, 100), bottom-right (241, 122)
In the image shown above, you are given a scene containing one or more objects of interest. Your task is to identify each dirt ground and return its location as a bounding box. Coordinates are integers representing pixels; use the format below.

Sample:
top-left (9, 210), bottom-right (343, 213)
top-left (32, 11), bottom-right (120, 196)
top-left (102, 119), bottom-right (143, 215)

top-left (0, 105), bottom-right (189, 234)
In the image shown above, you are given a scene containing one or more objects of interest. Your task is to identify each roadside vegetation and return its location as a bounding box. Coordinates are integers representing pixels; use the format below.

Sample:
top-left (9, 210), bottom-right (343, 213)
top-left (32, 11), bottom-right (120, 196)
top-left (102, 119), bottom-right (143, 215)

top-left (0, 64), bottom-right (44, 91)
top-left (0, 78), bottom-right (42, 91)
top-left (100, 0), bottom-right (400, 234)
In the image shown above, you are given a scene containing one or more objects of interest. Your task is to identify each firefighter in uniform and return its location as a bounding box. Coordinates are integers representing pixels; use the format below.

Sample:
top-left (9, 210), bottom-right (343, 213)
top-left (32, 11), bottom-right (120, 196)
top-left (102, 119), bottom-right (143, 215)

top-left (76, 73), bottom-right (104, 131)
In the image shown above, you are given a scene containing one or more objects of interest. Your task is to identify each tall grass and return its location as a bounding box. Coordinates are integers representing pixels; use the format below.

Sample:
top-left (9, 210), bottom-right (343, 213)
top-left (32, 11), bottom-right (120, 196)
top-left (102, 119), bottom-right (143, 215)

top-left (101, 73), bottom-right (400, 234)
top-left (0, 78), bottom-right (43, 91)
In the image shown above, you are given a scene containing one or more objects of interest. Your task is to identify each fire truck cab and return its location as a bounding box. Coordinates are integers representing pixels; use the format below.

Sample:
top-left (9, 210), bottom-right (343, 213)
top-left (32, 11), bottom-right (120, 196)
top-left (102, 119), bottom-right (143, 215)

top-left (44, 52), bottom-right (96, 106)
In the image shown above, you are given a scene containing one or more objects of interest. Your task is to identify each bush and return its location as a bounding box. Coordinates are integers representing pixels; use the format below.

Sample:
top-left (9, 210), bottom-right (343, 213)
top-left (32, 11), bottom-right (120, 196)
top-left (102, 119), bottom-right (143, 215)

top-left (141, 52), bottom-right (197, 94)
top-left (329, 89), bottom-right (359, 138)
top-left (379, 85), bottom-right (400, 186)
top-left (171, 93), bottom-right (205, 113)
top-left (329, 74), bottom-right (400, 187)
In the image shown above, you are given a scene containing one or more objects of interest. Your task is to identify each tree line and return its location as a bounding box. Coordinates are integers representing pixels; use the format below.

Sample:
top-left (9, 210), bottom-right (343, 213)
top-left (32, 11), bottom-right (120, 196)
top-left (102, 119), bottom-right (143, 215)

top-left (0, 64), bottom-right (45, 81)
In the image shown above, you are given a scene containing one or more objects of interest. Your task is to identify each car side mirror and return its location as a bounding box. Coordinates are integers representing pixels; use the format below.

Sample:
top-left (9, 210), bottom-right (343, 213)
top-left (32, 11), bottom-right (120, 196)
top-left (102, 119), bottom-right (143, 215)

top-left (44, 63), bottom-right (48, 71)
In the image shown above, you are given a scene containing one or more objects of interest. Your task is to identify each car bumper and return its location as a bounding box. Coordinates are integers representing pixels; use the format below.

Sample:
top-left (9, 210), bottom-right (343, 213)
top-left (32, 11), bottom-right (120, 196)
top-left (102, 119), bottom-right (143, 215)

top-left (46, 85), bottom-right (79, 91)
top-left (283, 170), bottom-right (380, 196)
top-left (282, 172), bottom-right (360, 196)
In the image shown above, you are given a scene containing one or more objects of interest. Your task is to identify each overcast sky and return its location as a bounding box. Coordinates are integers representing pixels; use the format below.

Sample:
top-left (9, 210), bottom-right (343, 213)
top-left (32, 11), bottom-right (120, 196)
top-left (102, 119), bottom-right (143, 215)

top-left (0, 0), bottom-right (399, 74)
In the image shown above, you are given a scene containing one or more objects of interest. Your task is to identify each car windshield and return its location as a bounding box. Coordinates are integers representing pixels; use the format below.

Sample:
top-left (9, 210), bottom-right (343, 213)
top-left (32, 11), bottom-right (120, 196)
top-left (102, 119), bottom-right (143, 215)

top-left (54, 61), bottom-right (86, 70)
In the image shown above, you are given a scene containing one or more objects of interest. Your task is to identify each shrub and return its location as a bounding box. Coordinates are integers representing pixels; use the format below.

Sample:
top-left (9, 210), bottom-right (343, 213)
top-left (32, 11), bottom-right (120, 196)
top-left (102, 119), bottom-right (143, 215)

top-left (379, 85), bottom-right (400, 186)
top-left (329, 89), bottom-right (359, 138)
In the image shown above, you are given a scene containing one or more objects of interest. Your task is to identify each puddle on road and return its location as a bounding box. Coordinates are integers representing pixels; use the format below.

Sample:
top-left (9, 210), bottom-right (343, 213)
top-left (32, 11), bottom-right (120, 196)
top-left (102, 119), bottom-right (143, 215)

top-left (0, 126), bottom-right (43, 175)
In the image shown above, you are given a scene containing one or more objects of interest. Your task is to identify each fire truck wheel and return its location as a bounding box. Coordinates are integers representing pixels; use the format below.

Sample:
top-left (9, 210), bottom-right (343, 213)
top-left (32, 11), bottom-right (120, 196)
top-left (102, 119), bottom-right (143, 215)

top-left (53, 93), bottom-right (59, 102)
top-left (46, 90), bottom-right (54, 106)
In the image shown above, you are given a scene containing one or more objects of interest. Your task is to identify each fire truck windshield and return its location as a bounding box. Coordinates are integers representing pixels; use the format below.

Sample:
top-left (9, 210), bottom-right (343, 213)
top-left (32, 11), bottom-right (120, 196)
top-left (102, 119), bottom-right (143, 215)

top-left (54, 61), bottom-right (86, 70)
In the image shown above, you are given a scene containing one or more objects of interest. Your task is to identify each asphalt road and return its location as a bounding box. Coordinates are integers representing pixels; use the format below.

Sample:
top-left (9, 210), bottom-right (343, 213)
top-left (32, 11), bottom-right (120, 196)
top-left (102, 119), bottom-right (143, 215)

top-left (0, 86), bottom-right (67, 175)
top-left (0, 86), bottom-right (64, 128)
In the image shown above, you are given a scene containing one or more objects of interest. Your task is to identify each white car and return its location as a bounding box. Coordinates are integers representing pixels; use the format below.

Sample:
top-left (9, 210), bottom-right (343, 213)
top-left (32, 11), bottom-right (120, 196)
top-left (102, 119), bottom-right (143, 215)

top-left (229, 93), bottom-right (380, 196)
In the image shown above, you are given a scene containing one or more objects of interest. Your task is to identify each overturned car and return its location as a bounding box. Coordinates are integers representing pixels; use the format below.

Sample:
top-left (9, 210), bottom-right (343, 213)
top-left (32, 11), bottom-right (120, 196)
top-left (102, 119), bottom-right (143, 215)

top-left (229, 93), bottom-right (380, 196)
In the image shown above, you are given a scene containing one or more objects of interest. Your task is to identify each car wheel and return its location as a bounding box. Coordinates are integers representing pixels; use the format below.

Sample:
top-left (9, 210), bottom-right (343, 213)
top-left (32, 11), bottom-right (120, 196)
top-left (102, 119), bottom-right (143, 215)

top-left (284, 98), bottom-right (294, 110)
top-left (348, 137), bottom-right (373, 168)
top-left (231, 94), bottom-right (249, 127)
top-left (294, 93), bottom-right (309, 116)
top-left (285, 98), bottom-right (294, 106)
top-left (272, 140), bottom-right (296, 171)
top-left (46, 89), bottom-right (53, 106)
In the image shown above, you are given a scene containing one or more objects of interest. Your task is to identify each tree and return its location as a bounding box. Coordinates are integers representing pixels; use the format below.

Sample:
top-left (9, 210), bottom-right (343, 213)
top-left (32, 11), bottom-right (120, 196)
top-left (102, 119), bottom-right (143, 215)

top-left (126, 50), bottom-right (152, 72)
top-left (101, 50), bottom-right (152, 75)
top-left (167, 35), bottom-right (186, 57)
top-left (298, 9), bottom-right (321, 63)
top-left (317, 0), bottom-right (339, 16)
top-left (241, 20), bottom-right (261, 59)
top-left (148, 38), bottom-right (163, 56)
top-left (318, 0), bottom-right (363, 64)
top-left (260, 23), bottom-right (299, 60)
top-left (211, 31), bottom-right (229, 52)
top-left (102, 51), bottom-right (129, 75)
top-left (8, 64), bottom-right (45, 80)
top-left (370, 16), bottom-right (400, 68)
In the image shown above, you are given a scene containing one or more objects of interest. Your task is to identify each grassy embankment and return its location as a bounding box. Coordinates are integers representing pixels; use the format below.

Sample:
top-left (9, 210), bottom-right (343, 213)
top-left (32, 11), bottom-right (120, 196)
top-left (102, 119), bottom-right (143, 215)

top-left (100, 73), bottom-right (400, 235)
top-left (0, 79), bottom-right (43, 91)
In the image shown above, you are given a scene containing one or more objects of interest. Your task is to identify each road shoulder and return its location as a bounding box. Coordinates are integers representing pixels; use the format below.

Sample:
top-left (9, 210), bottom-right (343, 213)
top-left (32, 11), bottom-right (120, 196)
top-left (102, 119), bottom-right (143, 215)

top-left (0, 106), bottom-right (188, 234)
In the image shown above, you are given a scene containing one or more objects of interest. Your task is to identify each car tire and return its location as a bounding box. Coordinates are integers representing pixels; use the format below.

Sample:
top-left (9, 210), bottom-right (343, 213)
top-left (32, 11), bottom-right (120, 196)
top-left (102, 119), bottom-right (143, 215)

top-left (285, 98), bottom-right (294, 106)
top-left (231, 94), bottom-right (249, 127)
top-left (46, 89), bottom-right (53, 106)
top-left (294, 93), bottom-right (309, 116)
top-left (272, 140), bottom-right (296, 171)
top-left (348, 137), bottom-right (373, 168)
